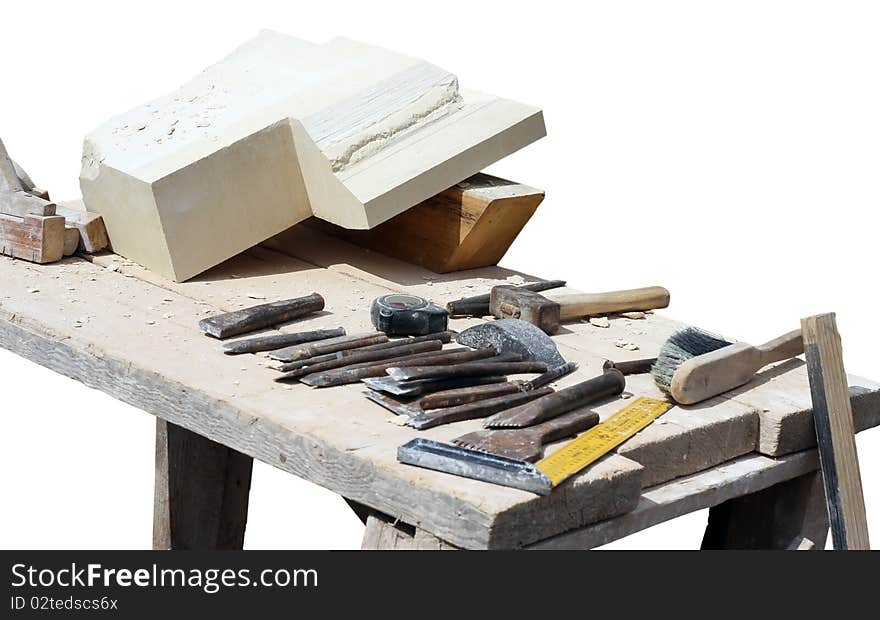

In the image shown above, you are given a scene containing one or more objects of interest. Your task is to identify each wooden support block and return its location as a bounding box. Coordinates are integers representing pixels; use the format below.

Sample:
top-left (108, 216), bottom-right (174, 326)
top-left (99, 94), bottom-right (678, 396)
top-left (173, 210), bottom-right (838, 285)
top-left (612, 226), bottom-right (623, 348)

top-left (153, 419), bottom-right (253, 550)
top-left (0, 213), bottom-right (65, 263)
top-left (312, 174), bottom-right (544, 273)
top-left (701, 471), bottom-right (829, 550)
top-left (63, 227), bottom-right (79, 256)
top-left (56, 200), bottom-right (109, 253)
top-left (362, 513), bottom-right (459, 550)
top-left (801, 313), bottom-right (870, 550)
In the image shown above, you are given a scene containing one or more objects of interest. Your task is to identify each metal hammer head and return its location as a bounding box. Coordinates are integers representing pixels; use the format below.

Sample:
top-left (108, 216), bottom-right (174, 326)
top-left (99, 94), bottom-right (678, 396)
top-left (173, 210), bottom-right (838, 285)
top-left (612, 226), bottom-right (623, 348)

top-left (490, 286), bottom-right (560, 334)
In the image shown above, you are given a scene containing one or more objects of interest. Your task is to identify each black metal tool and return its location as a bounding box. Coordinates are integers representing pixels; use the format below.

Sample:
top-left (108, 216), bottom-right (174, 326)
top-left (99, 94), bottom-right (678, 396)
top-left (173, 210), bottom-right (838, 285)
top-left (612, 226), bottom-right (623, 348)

top-left (370, 294), bottom-right (448, 336)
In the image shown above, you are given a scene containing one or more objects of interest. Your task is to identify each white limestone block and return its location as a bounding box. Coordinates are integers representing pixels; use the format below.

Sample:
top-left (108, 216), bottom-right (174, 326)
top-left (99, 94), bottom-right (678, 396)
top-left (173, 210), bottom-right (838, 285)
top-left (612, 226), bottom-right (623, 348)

top-left (81, 32), bottom-right (545, 281)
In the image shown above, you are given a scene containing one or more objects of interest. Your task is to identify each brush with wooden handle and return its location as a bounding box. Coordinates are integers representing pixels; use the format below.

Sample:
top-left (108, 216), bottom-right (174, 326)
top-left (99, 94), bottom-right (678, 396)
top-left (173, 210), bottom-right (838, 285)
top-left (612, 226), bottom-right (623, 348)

top-left (651, 327), bottom-right (804, 405)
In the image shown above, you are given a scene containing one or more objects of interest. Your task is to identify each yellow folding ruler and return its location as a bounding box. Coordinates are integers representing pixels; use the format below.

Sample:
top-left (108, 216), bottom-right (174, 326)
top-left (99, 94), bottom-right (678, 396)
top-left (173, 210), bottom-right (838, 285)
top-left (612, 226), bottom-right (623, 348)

top-left (398, 396), bottom-right (672, 495)
top-left (536, 396), bottom-right (672, 487)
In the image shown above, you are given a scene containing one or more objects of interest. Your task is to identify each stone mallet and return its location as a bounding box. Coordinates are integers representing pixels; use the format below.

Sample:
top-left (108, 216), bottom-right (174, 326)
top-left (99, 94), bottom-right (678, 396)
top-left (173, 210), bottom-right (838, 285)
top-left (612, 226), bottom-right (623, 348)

top-left (489, 285), bottom-right (670, 335)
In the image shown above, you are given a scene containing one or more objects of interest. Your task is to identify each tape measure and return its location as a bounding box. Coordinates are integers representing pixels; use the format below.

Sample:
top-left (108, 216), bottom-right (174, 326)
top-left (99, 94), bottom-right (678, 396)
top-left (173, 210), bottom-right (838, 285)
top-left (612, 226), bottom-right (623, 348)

top-left (370, 293), bottom-right (449, 336)
top-left (536, 396), bottom-right (672, 487)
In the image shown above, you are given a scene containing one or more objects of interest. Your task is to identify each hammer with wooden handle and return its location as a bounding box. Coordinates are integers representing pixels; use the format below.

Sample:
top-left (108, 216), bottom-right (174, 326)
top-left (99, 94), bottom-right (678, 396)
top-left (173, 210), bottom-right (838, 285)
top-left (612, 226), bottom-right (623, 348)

top-left (489, 285), bottom-right (670, 334)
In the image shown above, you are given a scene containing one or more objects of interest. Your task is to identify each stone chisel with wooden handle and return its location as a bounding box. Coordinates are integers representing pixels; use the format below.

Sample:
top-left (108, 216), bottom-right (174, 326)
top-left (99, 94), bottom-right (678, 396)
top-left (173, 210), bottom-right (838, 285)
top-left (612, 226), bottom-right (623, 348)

top-left (301, 347), bottom-right (499, 387)
top-left (484, 368), bottom-right (626, 428)
top-left (446, 280), bottom-right (567, 317)
top-left (276, 332), bottom-right (454, 372)
top-left (222, 327), bottom-right (345, 355)
top-left (491, 285), bottom-right (670, 334)
top-left (408, 387), bottom-right (555, 430)
top-left (199, 292), bottom-right (324, 339)
top-left (275, 339), bottom-right (443, 381)
top-left (386, 361), bottom-right (548, 382)
top-left (453, 408), bottom-right (601, 461)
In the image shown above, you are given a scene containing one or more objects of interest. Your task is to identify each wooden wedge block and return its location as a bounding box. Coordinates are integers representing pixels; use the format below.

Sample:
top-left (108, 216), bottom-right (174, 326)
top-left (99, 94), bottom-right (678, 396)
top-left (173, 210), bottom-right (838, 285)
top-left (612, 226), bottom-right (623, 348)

top-left (0, 213), bottom-right (66, 263)
top-left (312, 174), bottom-right (544, 273)
top-left (56, 200), bottom-right (109, 253)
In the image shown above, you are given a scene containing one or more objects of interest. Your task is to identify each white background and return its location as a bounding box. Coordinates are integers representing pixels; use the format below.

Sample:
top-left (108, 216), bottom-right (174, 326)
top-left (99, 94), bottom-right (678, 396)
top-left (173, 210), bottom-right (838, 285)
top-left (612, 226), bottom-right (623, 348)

top-left (1, 1), bottom-right (878, 549)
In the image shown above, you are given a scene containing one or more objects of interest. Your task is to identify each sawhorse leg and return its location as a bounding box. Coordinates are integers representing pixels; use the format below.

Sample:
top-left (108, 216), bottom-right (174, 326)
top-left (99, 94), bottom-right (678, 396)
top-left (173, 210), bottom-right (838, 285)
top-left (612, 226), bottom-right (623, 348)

top-left (701, 471), bottom-right (829, 549)
top-left (153, 419), bottom-right (253, 550)
top-left (345, 500), bottom-right (458, 550)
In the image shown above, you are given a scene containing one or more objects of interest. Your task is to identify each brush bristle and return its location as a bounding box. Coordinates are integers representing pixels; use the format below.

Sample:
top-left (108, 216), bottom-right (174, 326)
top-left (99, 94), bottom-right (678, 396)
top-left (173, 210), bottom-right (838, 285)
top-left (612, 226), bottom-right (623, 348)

top-left (651, 327), bottom-right (733, 392)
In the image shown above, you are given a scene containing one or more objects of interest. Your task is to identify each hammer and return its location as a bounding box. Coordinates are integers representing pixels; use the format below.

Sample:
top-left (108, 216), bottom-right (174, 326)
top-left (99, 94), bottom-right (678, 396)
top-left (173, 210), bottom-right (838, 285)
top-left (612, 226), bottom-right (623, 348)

top-left (489, 285), bottom-right (670, 334)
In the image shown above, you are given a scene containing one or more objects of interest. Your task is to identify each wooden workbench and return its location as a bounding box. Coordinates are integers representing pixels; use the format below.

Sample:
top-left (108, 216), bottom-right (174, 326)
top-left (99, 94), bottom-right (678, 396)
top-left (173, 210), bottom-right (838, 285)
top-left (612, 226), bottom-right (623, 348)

top-left (1, 225), bottom-right (878, 549)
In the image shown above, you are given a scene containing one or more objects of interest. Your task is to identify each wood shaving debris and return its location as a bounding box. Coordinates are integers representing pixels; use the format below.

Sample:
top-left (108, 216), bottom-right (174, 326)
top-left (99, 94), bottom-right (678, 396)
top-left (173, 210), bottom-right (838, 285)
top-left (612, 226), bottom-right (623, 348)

top-left (506, 275), bottom-right (525, 285)
top-left (620, 311), bottom-right (646, 320)
top-left (247, 293), bottom-right (266, 300)
top-left (614, 339), bottom-right (639, 351)
top-left (27, 288), bottom-right (39, 293)
top-left (588, 317), bottom-right (610, 328)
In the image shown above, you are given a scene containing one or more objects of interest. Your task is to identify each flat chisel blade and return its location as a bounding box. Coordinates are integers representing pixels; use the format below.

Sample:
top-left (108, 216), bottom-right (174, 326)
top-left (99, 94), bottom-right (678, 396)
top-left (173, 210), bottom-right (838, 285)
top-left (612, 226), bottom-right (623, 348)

top-left (397, 438), bottom-right (552, 495)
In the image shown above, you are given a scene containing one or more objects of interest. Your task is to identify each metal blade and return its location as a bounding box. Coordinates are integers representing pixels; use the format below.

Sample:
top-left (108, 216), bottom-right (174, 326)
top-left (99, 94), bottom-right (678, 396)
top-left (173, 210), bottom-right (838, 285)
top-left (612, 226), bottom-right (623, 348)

top-left (363, 391), bottom-right (421, 417)
top-left (397, 438), bottom-right (552, 495)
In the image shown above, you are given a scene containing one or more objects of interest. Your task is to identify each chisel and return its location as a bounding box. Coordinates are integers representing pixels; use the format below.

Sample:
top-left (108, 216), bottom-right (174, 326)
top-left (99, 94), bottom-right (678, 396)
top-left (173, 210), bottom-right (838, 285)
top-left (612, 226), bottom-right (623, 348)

top-left (198, 293), bottom-right (325, 339)
top-left (221, 327), bottom-right (345, 355)
top-left (385, 361), bottom-right (547, 383)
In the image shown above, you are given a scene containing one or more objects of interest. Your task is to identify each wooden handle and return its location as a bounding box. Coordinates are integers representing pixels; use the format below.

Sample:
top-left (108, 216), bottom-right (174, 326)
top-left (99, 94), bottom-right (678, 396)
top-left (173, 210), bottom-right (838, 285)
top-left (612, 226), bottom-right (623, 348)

top-left (556, 286), bottom-right (670, 320)
top-left (757, 329), bottom-right (804, 366)
top-left (533, 410), bottom-right (600, 444)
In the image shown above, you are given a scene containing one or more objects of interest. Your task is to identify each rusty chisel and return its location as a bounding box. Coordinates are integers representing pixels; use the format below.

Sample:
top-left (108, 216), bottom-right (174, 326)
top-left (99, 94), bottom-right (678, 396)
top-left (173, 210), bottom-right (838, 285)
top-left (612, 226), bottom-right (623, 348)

top-left (408, 387), bottom-right (554, 430)
top-left (301, 347), bottom-right (499, 387)
top-left (452, 408), bottom-right (600, 461)
top-left (275, 339), bottom-right (444, 382)
top-left (484, 368), bottom-right (625, 428)
top-left (221, 327), bottom-right (345, 355)
top-left (416, 361), bottom-right (577, 409)
top-left (199, 293), bottom-right (325, 339)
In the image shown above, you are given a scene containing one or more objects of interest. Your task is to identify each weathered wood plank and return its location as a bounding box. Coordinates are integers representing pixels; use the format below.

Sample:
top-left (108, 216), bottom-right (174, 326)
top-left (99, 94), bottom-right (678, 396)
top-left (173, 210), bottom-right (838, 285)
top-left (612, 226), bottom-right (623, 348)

top-left (802, 313), bottom-right (870, 549)
top-left (307, 173), bottom-right (544, 273)
top-left (527, 450), bottom-right (819, 550)
top-left (701, 470), bottom-right (828, 549)
top-left (153, 419), bottom-right (253, 550)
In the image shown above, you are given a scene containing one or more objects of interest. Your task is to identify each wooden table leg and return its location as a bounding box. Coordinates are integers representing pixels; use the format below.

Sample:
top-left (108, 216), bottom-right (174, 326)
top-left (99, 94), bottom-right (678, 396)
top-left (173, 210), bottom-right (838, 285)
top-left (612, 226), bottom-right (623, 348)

top-left (153, 419), bottom-right (253, 550)
top-left (361, 512), bottom-right (458, 550)
top-left (701, 470), bottom-right (829, 550)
